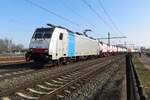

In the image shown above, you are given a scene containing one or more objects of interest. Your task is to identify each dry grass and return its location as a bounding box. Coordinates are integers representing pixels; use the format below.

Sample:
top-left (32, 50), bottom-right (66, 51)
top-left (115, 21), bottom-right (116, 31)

top-left (133, 56), bottom-right (150, 99)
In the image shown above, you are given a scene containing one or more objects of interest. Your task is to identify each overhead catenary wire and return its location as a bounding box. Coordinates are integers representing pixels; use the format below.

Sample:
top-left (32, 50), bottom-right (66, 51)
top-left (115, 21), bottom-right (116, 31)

top-left (59, 0), bottom-right (97, 29)
top-left (81, 0), bottom-right (116, 33)
top-left (59, 0), bottom-right (100, 35)
top-left (23, 0), bottom-right (85, 29)
top-left (97, 0), bottom-right (122, 34)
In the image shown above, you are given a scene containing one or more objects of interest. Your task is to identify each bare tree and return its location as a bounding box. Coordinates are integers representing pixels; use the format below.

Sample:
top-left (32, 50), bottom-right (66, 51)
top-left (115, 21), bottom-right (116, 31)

top-left (15, 44), bottom-right (24, 51)
top-left (0, 38), bottom-right (24, 52)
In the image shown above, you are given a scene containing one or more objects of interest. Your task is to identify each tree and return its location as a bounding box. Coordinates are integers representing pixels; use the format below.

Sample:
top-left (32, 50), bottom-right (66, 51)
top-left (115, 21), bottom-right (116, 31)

top-left (0, 38), bottom-right (24, 52)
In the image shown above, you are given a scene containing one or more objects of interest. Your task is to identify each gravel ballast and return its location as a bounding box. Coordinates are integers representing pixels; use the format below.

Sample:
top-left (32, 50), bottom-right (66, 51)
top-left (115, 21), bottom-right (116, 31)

top-left (64, 58), bottom-right (126, 100)
top-left (0, 57), bottom-right (115, 93)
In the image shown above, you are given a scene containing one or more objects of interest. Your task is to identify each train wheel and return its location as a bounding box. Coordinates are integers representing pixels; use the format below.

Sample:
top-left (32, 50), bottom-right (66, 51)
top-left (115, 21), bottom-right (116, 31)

top-left (53, 59), bottom-right (61, 66)
top-left (26, 56), bottom-right (30, 61)
top-left (25, 52), bottom-right (31, 61)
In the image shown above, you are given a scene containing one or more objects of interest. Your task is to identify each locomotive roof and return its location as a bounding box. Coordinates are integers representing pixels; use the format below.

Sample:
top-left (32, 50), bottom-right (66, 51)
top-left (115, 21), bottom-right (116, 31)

top-left (36, 27), bottom-right (54, 31)
top-left (47, 23), bottom-right (97, 40)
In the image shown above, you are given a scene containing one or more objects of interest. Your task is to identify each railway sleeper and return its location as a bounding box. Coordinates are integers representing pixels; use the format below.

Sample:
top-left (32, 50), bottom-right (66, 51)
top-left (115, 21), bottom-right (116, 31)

top-left (56, 77), bottom-right (69, 82)
top-left (27, 88), bottom-right (49, 95)
top-left (64, 90), bottom-right (71, 94)
top-left (36, 84), bottom-right (54, 91)
top-left (16, 92), bottom-right (39, 100)
top-left (51, 79), bottom-right (64, 84)
top-left (56, 94), bottom-right (64, 100)
top-left (45, 82), bottom-right (62, 87)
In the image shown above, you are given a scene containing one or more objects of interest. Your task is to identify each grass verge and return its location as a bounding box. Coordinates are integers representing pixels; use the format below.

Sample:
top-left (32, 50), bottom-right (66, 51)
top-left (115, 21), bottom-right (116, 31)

top-left (133, 56), bottom-right (150, 99)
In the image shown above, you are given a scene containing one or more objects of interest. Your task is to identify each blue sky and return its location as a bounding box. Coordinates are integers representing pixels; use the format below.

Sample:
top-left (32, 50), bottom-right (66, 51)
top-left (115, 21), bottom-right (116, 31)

top-left (0, 0), bottom-right (150, 48)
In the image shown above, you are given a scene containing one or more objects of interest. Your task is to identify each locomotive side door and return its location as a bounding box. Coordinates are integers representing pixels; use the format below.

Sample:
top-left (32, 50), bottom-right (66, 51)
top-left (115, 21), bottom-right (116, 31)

top-left (56, 33), bottom-right (64, 59)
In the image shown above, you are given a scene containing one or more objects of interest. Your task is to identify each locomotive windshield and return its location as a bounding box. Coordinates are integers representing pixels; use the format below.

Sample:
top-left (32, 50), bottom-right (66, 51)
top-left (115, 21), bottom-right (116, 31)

top-left (32, 28), bottom-right (54, 39)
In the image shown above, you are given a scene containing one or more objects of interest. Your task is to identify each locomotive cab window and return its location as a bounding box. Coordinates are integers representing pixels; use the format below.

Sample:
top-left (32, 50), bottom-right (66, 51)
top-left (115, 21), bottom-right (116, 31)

top-left (32, 28), bottom-right (54, 39)
top-left (59, 33), bottom-right (63, 40)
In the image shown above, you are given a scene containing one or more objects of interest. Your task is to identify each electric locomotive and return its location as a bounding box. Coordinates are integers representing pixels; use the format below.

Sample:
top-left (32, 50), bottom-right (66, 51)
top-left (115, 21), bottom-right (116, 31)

top-left (25, 24), bottom-right (100, 63)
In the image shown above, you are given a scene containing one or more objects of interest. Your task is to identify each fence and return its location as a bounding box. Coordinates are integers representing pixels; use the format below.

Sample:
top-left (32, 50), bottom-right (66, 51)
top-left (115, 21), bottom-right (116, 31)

top-left (126, 54), bottom-right (146, 100)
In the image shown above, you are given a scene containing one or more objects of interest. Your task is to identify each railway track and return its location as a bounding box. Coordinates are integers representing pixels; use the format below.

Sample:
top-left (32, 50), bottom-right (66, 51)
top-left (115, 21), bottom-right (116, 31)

top-left (0, 56), bottom-right (24, 60)
top-left (0, 55), bottom-right (124, 100)
top-left (0, 56), bottom-right (115, 81)
top-left (0, 62), bottom-right (52, 80)
top-left (0, 56), bottom-right (25, 65)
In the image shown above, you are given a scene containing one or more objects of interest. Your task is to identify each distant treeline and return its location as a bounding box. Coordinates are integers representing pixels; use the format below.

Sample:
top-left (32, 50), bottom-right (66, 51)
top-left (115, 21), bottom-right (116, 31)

top-left (0, 38), bottom-right (24, 52)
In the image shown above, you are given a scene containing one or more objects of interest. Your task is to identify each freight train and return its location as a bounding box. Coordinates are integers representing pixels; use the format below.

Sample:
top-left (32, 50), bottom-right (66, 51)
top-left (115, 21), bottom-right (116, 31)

top-left (25, 24), bottom-right (135, 64)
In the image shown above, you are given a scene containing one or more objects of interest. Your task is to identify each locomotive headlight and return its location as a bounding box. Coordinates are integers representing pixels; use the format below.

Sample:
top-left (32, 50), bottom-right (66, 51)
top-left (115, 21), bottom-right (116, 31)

top-left (29, 48), bottom-right (33, 52)
top-left (44, 49), bottom-right (48, 53)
